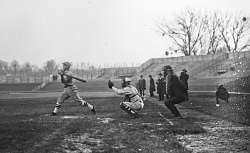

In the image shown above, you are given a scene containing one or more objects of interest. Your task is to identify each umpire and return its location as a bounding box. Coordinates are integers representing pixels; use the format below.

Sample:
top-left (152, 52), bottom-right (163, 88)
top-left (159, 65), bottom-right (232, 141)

top-left (164, 65), bottom-right (186, 118)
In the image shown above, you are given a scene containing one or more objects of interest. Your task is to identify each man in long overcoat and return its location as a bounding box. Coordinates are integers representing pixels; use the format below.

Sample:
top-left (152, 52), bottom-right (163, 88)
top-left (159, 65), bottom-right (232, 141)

top-left (148, 75), bottom-right (155, 97)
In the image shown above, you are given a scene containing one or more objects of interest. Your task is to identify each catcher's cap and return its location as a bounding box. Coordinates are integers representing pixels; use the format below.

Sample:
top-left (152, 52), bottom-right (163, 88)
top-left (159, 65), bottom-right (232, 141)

top-left (62, 62), bottom-right (72, 67)
top-left (124, 77), bottom-right (132, 82)
top-left (182, 69), bottom-right (187, 72)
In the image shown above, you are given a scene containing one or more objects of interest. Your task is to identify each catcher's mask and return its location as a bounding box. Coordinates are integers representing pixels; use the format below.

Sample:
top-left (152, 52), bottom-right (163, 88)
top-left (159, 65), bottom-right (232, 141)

top-left (122, 77), bottom-right (132, 87)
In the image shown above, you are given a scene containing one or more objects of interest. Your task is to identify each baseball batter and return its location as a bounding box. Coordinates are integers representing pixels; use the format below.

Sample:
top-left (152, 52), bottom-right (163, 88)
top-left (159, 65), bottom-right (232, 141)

top-left (108, 78), bottom-right (144, 118)
top-left (52, 62), bottom-right (96, 115)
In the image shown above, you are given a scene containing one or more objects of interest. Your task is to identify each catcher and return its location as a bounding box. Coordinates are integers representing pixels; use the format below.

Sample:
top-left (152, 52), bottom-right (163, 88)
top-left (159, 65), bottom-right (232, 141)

top-left (108, 78), bottom-right (144, 118)
top-left (52, 62), bottom-right (96, 115)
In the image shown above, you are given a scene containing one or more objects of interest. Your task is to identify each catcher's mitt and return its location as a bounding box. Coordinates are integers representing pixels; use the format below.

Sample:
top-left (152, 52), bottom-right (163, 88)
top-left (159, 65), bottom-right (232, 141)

top-left (108, 80), bottom-right (114, 89)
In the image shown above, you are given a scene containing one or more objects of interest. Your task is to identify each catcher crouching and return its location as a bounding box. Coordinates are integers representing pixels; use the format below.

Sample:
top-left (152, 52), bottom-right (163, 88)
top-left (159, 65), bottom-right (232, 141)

top-left (52, 62), bottom-right (96, 115)
top-left (108, 78), bottom-right (144, 118)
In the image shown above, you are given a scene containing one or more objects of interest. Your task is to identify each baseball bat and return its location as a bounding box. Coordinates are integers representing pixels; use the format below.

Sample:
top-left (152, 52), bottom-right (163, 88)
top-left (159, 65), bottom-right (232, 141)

top-left (63, 73), bottom-right (87, 83)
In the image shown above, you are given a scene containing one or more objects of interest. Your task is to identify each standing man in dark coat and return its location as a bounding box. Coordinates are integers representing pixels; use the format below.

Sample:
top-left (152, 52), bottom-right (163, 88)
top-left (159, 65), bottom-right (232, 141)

top-left (156, 73), bottom-right (165, 101)
top-left (148, 75), bottom-right (155, 97)
top-left (216, 85), bottom-right (229, 107)
top-left (180, 69), bottom-right (189, 100)
top-left (164, 65), bottom-right (186, 118)
top-left (138, 75), bottom-right (146, 98)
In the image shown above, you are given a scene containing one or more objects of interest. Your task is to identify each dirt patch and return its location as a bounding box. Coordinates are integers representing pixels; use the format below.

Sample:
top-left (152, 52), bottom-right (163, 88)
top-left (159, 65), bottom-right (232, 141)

top-left (177, 120), bottom-right (250, 153)
top-left (62, 133), bottom-right (104, 153)
top-left (148, 96), bottom-right (250, 153)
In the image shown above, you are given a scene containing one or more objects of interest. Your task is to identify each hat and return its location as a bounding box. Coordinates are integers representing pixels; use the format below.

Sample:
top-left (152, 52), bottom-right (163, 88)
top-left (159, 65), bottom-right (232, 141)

top-left (158, 73), bottom-right (162, 76)
top-left (164, 65), bottom-right (172, 71)
top-left (124, 77), bottom-right (132, 82)
top-left (148, 75), bottom-right (152, 77)
top-left (62, 62), bottom-right (72, 67)
top-left (182, 69), bottom-right (187, 72)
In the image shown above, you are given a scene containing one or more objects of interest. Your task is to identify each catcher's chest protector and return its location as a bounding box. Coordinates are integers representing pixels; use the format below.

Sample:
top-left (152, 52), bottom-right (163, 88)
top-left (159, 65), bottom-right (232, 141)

top-left (124, 86), bottom-right (142, 103)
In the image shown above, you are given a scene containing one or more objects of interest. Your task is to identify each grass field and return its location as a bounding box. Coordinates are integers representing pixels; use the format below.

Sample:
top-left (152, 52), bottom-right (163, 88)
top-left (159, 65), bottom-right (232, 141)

top-left (0, 97), bottom-right (192, 153)
top-left (182, 94), bottom-right (250, 125)
top-left (0, 78), bottom-right (249, 153)
top-left (0, 83), bottom-right (41, 91)
top-left (0, 95), bottom-right (249, 153)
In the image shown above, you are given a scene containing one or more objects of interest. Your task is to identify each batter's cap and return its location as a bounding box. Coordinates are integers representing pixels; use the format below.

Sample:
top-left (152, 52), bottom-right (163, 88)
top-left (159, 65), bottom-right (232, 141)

top-left (182, 69), bottom-right (187, 72)
top-left (62, 62), bottom-right (72, 67)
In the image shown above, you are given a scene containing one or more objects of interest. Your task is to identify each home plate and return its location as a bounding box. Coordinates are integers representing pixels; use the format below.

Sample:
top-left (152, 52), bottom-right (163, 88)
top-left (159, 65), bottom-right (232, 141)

top-left (61, 115), bottom-right (86, 119)
top-left (97, 117), bottom-right (115, 124)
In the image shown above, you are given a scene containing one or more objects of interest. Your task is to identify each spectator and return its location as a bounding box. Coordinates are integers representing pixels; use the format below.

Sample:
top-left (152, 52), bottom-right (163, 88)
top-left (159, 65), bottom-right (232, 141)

top-left (216, 85), bottom-right (229, 107)
top-left (164, 65), bottom-right (186, 118)
top-left (180, 69), bottom-right (189, 100)
top-left (148, 75), bottom-right (155, 97)
top-left (138, 75), bottom-right (146, 98)
top-left (156, 73), bottom-right (165, 101)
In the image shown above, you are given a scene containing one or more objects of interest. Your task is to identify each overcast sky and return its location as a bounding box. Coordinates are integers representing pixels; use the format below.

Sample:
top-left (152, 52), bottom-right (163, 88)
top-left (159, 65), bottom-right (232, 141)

top-left (0, 0), bottom-right (250, 67)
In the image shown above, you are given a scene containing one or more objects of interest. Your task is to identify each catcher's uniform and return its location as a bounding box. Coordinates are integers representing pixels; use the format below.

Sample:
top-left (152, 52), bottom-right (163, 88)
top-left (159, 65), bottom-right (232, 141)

top-left (52, 70), bottom-right (94, 114)
top-left (112, 85), bottom-right (144, 110)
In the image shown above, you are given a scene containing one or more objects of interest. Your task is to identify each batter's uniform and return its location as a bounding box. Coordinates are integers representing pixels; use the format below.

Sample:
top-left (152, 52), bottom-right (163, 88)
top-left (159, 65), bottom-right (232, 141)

top-left (112, 85), bottom-right (144, 116)
top-left (52, 70), bottom-right (94, 114)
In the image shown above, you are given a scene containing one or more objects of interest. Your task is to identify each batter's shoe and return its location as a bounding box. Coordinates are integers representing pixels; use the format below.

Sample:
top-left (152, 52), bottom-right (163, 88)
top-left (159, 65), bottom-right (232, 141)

top-left (174, 114), bottom-right (183, 119)
top-left (130, 113), bottom-right (139, 119)
top-left (51, 112), bottom-right (57, 116)
top-left (91, 106), bottom-right (96, 114)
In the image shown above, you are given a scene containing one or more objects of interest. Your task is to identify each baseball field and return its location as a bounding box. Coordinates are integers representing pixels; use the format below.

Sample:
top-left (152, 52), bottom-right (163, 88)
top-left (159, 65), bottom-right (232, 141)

top-left (0, 81), bottom-right (249, 153)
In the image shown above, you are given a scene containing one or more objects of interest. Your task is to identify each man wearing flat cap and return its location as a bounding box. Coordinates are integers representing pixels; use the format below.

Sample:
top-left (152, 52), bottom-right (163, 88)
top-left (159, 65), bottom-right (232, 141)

top-left (156, 73), bottom-right (165, 101)
top-left (138, 75), bottom-right (146, 98)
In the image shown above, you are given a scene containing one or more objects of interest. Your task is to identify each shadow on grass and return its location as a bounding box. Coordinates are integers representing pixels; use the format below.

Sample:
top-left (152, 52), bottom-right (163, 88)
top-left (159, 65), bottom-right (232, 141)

top-left (170, 119), bottom-right (207, 135)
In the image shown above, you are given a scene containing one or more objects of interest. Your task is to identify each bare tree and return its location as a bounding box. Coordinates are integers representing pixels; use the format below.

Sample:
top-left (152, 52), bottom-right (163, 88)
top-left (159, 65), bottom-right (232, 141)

top-left (22, 62), bottom-right (32, 83)
top-left (218, 14), bottom-right (250, 52)
top-left (10, 60), bottom-right (20, 76)
top-left (158, 10), bottom-right (206, 56)
top-left (44, 59), bottom-right (58, 75)
top-left (203, 13), bottom-right (223, 54)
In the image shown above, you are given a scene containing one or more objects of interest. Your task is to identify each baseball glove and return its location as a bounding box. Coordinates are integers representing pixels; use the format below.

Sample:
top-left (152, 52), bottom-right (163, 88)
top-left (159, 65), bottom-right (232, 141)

top-left (108, 80), bottom-right (114, 89)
